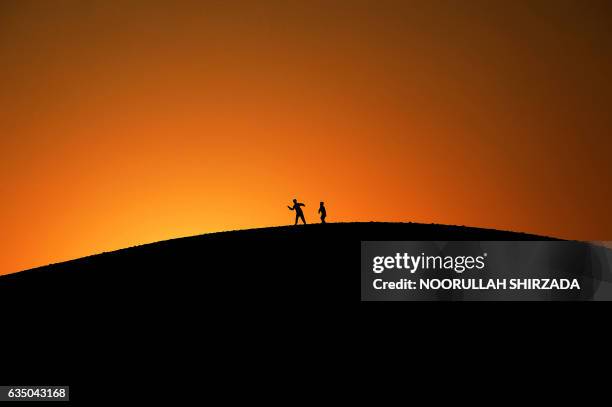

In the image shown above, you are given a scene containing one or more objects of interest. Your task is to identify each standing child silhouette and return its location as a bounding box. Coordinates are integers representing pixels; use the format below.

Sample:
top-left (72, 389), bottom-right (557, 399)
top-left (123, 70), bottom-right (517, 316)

top-left (288, 199), bottom-right (306, 225)
top-left (318, 202), bottom-right (327, 224)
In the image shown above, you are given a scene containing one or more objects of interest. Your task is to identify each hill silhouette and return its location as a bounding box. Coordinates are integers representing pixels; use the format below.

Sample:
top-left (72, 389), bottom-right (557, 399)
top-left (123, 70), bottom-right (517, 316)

top-left (0, 222), bottom-right (559, 401)
top-left (1, 222), bottom-right (553, 296)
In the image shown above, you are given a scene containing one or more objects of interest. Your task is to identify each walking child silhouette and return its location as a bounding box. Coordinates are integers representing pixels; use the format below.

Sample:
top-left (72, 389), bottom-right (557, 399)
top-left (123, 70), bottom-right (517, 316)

top-left (318, 202), bottom-right (327, 224)
top-left (288, 199), bottom-right (306, 225)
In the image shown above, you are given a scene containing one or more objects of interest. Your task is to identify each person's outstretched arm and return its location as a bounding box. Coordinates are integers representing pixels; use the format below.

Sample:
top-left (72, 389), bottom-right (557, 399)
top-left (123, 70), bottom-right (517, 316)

top-left (288, 205), bottom-right (294, 210)
top-left (299, 203), bottom-right (305, 207)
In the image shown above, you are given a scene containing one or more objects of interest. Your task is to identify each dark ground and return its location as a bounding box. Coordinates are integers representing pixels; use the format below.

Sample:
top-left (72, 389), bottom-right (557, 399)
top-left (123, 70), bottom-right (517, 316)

top-left (0, 222), bottom-right (599, 402)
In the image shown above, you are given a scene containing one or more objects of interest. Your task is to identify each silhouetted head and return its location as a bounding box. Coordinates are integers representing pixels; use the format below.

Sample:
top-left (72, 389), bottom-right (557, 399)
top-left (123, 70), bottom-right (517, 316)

top-left (320, 202), bottom-right (324, 206)
top-left (293, 199), bottom-right (297, 203)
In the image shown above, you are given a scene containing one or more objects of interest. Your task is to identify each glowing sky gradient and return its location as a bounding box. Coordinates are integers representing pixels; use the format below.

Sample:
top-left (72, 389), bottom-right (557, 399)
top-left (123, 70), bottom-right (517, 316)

top-left (1, 0), bottom-right (611, 274)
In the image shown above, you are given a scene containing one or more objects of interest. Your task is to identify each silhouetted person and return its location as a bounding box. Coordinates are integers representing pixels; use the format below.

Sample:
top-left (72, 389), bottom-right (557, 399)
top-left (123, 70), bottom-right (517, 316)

top-left (318, 202), bottom-right (327, 224)
top-left (288, 199), bottom-right (306, 225)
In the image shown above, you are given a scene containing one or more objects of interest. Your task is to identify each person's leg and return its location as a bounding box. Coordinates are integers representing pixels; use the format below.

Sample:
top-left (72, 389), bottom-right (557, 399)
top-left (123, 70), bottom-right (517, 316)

top-left (295, 214), bottom-right (299, 225)
top-left (300, 214), bottom-right (306, 224)
top-left (321, 215), bottom-right (326, 224)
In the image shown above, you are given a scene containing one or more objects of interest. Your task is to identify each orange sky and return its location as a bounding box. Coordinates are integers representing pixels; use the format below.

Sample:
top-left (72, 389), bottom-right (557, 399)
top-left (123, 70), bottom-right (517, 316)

top-left (1, 0), bottom-right (611, 274)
